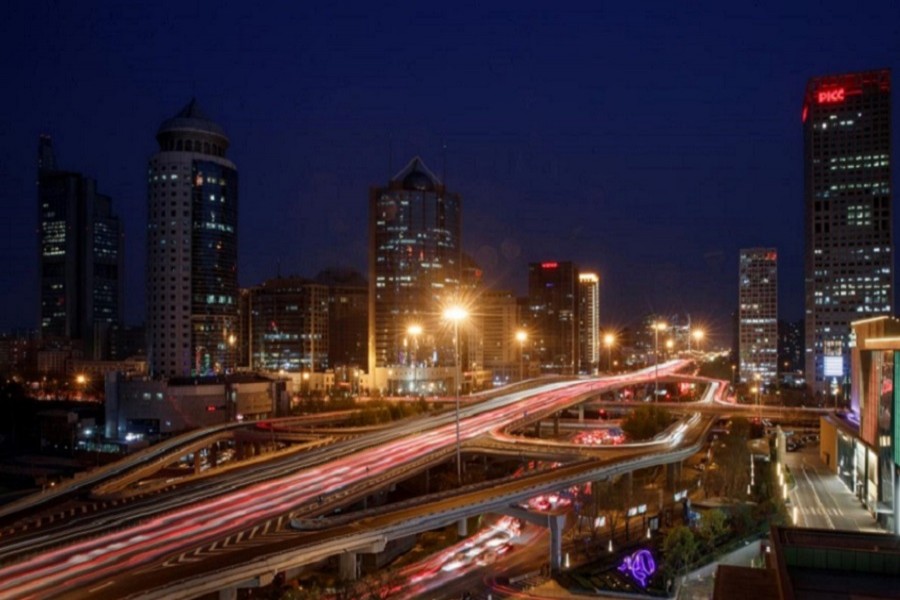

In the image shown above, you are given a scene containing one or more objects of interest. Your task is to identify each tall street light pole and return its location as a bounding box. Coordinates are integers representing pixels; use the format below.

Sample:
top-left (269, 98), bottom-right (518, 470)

top-left (692, 329), bottom-right (704, 356)
top-left (754, 373), bottom-right (762, 419)
top-left (407, 324), bottom-right (422, 395)
top-left (516, 329), bottom-right (527, 382)
top-left (653, 321), bottom-right (667, 399)
top-left (444, 306), bottom-right (468, 486)
top-left (603, 333), bottom-right (615, 372)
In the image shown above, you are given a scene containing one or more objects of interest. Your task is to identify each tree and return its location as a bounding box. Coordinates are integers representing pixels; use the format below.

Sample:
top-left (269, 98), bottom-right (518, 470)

top-left (696, 508), bottom-right (729, 552)
top-left (705, 419), bottom-right (752, 499)
top-left (590, 476), bottom-right (632, 541)
top-left (662, 526), bottom-right (698, 578)
top-left (621, 405), bottom-right (672, 441)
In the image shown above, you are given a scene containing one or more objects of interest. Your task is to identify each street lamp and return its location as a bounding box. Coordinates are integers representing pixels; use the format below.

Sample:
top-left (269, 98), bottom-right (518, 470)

top-left (227, 334), bottom-right (236, 373)
top-left (652, 321), bottom-right (668, 399)
top-left (407, 324), bottom-right (422, 395)
top-left (515, 329), bottom-right (528, 382)
top-left (691, 329), bottom-right (704, 355)
top-left (754, 373), bottom-right (762, 417)
top-left (443, 306), bottom-right (469, 486)
top-left (603, 333), bottom-right (616, 372)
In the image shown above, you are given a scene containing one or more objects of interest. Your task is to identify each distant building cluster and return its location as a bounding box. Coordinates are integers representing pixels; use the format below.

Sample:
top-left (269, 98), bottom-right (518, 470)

top-left (0, 67), bottom-right (893, 439)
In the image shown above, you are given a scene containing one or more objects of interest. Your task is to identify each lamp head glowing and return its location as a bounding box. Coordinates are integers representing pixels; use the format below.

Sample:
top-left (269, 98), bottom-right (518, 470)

top-left (407, 324), bottom-right (423, 336)
top-left (443, 306), bottom-right (468, 322)
top-left (692, 329), bottom-right (704, 341)
top-left (515, 330), bottom-right (527, 343)
top-left (603, 333), bottom-right (616, 346)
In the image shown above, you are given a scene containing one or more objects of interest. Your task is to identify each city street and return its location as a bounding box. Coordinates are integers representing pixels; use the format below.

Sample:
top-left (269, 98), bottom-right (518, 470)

top-left (785, 446), bottom-right (881, 532)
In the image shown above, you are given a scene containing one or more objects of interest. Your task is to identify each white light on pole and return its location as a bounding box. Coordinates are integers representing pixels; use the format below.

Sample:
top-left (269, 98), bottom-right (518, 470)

top-left (652, 321), bottom-right (667, 398)
top-left (407, 324), bottom-right (422, 395)
top-left (444, 306), bottom-right (468, 486)
top-left (516, 329), bottom-right (527, 381)
top-left (603, 333), bottom-right (615, 372)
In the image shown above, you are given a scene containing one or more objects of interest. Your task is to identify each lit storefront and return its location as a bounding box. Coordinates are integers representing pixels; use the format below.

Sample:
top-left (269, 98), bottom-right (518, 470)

top-left (838, 316), bottom-right (900, 533)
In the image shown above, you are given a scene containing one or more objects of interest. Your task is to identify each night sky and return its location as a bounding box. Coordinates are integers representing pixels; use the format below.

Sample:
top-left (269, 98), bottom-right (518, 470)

top-left (2, 1), bottom-right (899, 345)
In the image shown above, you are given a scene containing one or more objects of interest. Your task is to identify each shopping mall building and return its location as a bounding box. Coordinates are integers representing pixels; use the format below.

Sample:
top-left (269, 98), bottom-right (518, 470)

top-left (820, 316), bottom-right (900, 534)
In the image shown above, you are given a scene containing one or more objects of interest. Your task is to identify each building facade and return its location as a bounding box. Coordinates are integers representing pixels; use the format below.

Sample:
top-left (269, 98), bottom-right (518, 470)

top-left (804, 70), bottom-right (892, 396)
top-left (315, 269), bottom-right (368, 369)
top-left (578, 272), bottom-right (600, 374)
top-left (479, 289), bottom-right (521, 382)
top-left (527, 261), bottom-right (579, 374)
top-left (146, 100), bottom-right (238, 378)
top-left (244, 277), bottom-right (329, 373)
top-left (739, 248), bottom-right (778, 383)
top-left (367, 157), bottom-right (461, 390)
top-left (38, 135), bottom-right (123, 360)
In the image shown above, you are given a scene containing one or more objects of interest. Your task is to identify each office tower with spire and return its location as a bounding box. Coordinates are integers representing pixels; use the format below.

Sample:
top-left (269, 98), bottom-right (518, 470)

top-left (367, 157), bottom-right (461, 389)
top-left (146, 100), bottom-right (238, 378)
top-left (803, 70), bottom-right (892, 396)
top-left (37, 135), bottom-right (123, 359)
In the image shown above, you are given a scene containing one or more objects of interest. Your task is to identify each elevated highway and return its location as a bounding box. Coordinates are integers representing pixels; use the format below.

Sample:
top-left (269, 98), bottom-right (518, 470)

top-left (0, 362), bottom-right (748, 599)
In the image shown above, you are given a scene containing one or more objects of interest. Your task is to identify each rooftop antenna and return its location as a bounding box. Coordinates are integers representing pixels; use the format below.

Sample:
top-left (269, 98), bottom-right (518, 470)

top-left (441, 141), bottom-right (448, 186)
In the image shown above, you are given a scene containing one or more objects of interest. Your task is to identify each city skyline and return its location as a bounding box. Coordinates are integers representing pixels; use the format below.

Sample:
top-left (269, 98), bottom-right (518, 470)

top-left (2, 2), bottom-right (899, 347)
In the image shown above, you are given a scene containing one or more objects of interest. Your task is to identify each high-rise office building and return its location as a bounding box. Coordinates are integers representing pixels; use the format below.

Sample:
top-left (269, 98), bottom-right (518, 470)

top-left (578, 272), bottom-right (600, 374)
top-left (146, 100), bottom-right (238, 378)
top-left (480, 289), bottom-right (521, 377)
top-left (528, 261), bottom-right (579, 374)
top-left (803, 69), bottom-right (892, 395)
top-left (739, 248), bottom-right (778, 383)
top-left (315, 269), bottom-right (368, 369)
top-left (37, 135), bottom-right (123, 359)
top-left (244, 277), bottom-right (329, 373)
top-left (368, 157), bottom-right (461, 381)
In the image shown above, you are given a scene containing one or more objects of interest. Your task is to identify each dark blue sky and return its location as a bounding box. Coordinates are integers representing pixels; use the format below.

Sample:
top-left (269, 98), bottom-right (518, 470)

top-left (2, 1), bottom-right (899, 345)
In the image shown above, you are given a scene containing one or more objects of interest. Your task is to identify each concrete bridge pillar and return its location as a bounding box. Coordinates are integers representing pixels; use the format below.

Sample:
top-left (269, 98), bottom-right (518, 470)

top-left (553, 415), bottom-right (560, 436)
top-left (549, 514), bottom-right (565, 573)
top-left (534, 420), bottom-right (541, 437)
top-left (666, 462), bottom-right (681, 491)
top-left (209, 443), bottom-right (218, 468)
top-left (578, 405), bottom-right (584, 422)
top-left (194, 451), bottom-right (202, 474)
top-left (457, 518), bottom-right (468, 537)
top-left (339, 552), bottom-right (358, 581)
top-left (218, 587), bottom-right (237, 600)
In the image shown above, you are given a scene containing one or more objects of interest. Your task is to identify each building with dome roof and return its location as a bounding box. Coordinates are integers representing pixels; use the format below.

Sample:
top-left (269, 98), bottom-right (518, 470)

top-left (367, 157), bottom-right (462, 393)
top-left (146, 99), bottom-right (238, 378)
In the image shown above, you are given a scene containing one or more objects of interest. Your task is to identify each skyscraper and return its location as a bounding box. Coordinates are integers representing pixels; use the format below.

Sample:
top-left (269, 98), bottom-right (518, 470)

top-left (803, 70), bottom-right (892, 396)
top-left (739, 248), bottom-right (778, 383)
top-left (528, 261), bottom-right (579, 374)
top-left (315, 269), bottom-right (368, 369)
top-left (37, 135), bottom-right (123, 359)
top-left (146, 100), bottom-right (238, 378)
top-left (367, 157), bottom-right (461, 385)
top-left (244, 277), bottom-right (329, 373)
top-left (578, 272), bottom-right (600, 374)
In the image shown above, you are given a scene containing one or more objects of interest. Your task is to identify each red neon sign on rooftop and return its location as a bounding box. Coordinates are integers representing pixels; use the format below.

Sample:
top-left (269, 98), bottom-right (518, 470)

top-left (817, 87), bottom-right (845, 104)
top-left (541, 262), bottom-right (558, 269)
